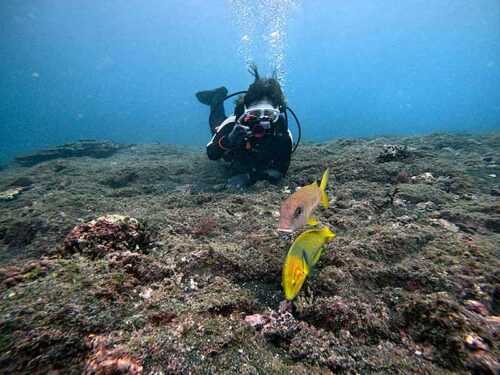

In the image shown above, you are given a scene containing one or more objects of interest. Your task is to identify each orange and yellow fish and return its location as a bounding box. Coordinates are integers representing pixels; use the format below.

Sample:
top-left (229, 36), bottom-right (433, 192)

top-left (277, 169), bottom-right (330, 233)
top-left (282, 226), bottom-right (336, 301)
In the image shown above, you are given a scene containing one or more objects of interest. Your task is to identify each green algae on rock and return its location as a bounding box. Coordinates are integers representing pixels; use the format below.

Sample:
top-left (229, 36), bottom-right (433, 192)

top-left (0, 133), bottom-right (499, 374)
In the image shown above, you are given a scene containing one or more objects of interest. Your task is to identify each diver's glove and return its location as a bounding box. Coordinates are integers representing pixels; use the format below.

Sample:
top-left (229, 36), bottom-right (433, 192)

top-left (262, 169), bottom-right (284, 184)
top-left (227, 125), bottom-right (251, 149)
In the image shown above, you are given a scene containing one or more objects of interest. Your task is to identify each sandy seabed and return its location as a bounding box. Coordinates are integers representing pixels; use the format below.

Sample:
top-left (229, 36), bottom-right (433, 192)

top-left (0, 133), bottom-right (498, 374)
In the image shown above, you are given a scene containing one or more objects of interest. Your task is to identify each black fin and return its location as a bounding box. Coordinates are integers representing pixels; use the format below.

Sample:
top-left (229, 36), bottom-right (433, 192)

top-left (195, 87), bottom-right (228, 106)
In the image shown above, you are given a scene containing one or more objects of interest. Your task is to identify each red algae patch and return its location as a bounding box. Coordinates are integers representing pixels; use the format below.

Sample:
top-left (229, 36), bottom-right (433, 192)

top-left (62, 215), bottom-right (147, 258)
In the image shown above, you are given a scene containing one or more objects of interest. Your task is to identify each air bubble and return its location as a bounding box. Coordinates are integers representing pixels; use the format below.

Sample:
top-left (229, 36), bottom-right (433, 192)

top-left (227, 0), bottom-right (300, 86)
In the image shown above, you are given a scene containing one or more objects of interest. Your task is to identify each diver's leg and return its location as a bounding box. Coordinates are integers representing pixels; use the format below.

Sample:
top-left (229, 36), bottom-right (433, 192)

top-left (195, 87), bottom-right (228, 134)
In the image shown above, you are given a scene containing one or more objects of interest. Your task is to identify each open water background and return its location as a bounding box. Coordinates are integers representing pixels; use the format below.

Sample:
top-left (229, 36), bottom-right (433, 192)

top-left (1, 0), bottom-right (499, 162)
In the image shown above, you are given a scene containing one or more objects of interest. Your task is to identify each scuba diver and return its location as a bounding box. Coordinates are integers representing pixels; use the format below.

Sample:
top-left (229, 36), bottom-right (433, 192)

top-left (196, 65), bottom-right (293, 189)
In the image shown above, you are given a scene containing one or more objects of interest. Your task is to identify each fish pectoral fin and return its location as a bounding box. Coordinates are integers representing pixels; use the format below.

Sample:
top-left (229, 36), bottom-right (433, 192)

top-left (302, 252), bottom-right (311, 275)
top-left (311, 246), bottom-right (323, 266)
top-left (307, 216), bottom-right (319, 226)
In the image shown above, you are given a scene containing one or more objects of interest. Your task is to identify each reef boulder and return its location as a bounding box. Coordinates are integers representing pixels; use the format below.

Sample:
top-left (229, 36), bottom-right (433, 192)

top-left (62, 215), bottom-right (147, 259)
top-left (376, 144), bottom-right (412, 163)
top-left (13, 139), bottom-right (128, 167)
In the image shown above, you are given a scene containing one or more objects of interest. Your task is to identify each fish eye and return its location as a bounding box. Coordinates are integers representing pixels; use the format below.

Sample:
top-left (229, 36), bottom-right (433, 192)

top-left (294, 207), bottom-right (302, 217)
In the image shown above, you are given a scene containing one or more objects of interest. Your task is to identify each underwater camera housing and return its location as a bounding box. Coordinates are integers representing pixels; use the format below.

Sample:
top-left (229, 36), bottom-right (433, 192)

top-left (252, 119), bottom-right (272, 138)
top-left (242, 114), bottom-right (273, 138)
top-left (214, 90), bottom-right (302, 153)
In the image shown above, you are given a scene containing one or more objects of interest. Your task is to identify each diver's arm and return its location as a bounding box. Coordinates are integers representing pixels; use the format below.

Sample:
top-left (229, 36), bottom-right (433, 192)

top-left (206, 123), bottom-right (234, 160)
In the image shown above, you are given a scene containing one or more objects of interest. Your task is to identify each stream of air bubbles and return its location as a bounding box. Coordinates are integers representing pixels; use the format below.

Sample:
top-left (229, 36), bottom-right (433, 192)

top-left (227, 0), bottom-right (299, 86)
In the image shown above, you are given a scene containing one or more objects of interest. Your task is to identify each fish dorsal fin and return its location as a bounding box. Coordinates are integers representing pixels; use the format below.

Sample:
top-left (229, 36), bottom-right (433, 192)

top-left (320, 168), bottom-right (330, 208)
top-left (307, 215), bottom-right (319, 226)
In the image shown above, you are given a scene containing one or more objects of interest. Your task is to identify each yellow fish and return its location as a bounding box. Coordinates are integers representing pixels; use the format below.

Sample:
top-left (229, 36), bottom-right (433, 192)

top-left (277, 169), bottom-right (330, 233)
top-left (282, 226), bottom-right (336, 301)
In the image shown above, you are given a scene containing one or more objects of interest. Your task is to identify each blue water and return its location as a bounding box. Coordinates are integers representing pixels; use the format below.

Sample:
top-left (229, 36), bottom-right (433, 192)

top-left (1, 0), bottom-right (499, 163)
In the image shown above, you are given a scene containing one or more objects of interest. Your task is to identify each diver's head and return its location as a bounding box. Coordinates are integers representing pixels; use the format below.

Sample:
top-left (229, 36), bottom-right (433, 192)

top-left (238, 98), bottom-right (280, 138)
top-left (234, 64), bottom-right (286, 137)
top-left (244, 64), bottom-right (286, 110)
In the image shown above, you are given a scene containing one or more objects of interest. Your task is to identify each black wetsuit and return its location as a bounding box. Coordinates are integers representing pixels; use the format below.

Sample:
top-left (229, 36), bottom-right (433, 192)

top-left (206, 115), bottom-right (292, 183)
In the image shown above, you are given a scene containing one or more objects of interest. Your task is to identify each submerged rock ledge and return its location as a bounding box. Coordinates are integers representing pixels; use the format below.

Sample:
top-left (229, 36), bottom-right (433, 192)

top-left (12, 139), bottom-right (129, 167)
top-left (0, 133), bottom-right (498, 374)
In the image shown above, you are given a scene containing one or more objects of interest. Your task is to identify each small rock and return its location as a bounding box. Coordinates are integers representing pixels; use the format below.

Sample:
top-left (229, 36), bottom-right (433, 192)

top-left (412, 172), bottom-right (435, 184)
top-left (139, 287), bottom-right (153, 300)
top-left (244, 314), bottom-right (269, 329)
top-left (461, 193), bottom-right (477, 200)
top-left (416, 201), bottom-right (437, 211)
top-left (63, 215), bottom-right (147, 258)
top-left (376, 144), bottom-right (411, 163)
top-left (393, 198), bottom-right (407, 207)
top-left (188, 277), bottom-right (198, 291)
top-left (397, 215), bottom-right (413, 224)
top-left (281, 186), bottom-right (291, 194)
top-left (465, 334), bottom-right (489, 351)
top-left (464, 300), bottom-right (488, 316)
top-left (0, 187), bottom-right (24, 201)
top-left (429, 218), bottom-right (459, 232)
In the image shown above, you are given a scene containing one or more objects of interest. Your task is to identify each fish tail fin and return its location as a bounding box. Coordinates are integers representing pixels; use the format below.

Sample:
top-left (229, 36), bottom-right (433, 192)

top-left (320, 168), bottom-right (330, 208)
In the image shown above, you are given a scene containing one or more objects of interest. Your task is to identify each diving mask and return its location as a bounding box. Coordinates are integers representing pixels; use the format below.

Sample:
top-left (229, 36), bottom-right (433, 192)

top-left (243, 103), bottom-right (280, 123)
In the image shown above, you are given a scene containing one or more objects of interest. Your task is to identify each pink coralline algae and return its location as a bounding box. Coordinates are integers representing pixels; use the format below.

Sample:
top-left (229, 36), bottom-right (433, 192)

top-left (395, 171), bottom-right (410, 184)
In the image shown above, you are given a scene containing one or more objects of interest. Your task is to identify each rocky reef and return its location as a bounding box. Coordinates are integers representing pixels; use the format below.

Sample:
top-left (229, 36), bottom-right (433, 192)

top-left (0, 133), bottom-right (498, 374)
top-left (12, 139), bottom-right (128, 167)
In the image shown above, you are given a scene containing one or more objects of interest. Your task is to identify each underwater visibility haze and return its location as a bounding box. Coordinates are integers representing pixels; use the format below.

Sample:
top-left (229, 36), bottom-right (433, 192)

top-left (1, 0), bottom-right (500, 162)
top-left (1, 1), bottom-right (500, 374)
